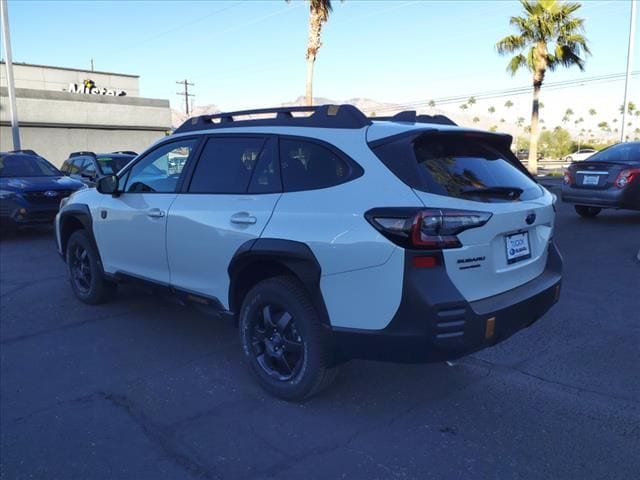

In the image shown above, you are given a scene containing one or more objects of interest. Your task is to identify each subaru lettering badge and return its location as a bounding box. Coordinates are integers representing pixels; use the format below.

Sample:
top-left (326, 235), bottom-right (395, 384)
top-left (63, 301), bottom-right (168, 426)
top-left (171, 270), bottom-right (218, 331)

top-left (525, 213), bottom-right (536, 225)
top-left (44, 191), bottom-right (58, 198)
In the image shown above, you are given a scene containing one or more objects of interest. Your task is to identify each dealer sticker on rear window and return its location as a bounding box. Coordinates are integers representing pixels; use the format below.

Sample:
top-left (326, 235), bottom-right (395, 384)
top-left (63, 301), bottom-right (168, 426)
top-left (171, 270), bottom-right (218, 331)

top-left (505, 231), bottom-right (531, 264)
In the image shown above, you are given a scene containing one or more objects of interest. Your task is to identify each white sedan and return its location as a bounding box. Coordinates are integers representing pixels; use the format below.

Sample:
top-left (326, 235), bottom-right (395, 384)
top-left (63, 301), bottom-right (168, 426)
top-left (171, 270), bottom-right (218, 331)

top-left (564, 148), bottom-right (597, 163)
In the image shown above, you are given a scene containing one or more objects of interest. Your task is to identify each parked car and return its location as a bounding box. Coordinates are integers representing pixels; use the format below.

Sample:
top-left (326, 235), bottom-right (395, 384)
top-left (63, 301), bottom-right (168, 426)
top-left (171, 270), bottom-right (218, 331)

top-left (60, 151), bottom-right (136, 187)
top-left (561, 142), bottom-right (640, 217)
top-left (0, 150), bottom-right (85, 231)
top-left (564, 148), bottom-right (596, 163)
top-left (55, 105), bottom-right (562, 400)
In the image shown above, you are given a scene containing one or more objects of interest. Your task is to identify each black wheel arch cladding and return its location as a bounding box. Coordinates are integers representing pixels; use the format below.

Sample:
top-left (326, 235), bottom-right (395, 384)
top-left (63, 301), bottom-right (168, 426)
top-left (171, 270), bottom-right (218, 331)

top-left (228, 238), bottom-right (331, 326)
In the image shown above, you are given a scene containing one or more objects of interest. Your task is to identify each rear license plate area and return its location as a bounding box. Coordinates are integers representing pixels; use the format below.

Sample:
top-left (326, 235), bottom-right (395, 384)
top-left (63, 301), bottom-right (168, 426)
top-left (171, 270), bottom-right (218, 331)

top-left (505, 231), bottom-right (531, 264)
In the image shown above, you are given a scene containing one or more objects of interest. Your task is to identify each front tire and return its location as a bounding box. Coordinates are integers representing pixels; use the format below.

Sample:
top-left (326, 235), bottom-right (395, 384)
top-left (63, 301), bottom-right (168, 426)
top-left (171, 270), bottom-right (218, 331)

top-left (575, 205), bottom-right (602, 218)
top-left (66, 230), bottom-right (116, 304)
top-left (239, 276), bottom-right (337, 401)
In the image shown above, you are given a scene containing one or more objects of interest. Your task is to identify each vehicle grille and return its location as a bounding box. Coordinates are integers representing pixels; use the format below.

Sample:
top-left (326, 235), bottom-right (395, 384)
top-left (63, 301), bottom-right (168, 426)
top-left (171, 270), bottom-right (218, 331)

top-left (21, 190), bottom-right (73, 205)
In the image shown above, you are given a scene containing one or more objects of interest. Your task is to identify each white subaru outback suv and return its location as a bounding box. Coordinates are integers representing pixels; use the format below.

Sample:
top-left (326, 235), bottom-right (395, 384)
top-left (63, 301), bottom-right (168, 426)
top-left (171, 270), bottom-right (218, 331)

top-left (56, 105), bottom-right (562, 401)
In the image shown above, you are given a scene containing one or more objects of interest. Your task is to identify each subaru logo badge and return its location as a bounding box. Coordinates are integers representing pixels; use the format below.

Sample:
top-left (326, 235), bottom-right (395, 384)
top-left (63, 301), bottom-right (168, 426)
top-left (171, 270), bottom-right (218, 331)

top-left (44, 191), bottom-right (58, 198)
top-left (525, 213), bottom-right (536, 225)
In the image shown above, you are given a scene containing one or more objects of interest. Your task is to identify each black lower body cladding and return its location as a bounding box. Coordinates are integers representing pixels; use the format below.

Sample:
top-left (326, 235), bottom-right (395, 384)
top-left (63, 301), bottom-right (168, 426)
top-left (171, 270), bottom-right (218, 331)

top-left (331, 242), bottom-right (562, 363)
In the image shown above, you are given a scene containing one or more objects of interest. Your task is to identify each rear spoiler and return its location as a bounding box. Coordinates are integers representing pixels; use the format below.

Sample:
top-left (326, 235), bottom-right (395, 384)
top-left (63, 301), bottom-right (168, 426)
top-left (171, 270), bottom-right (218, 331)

top-left (69, 151), bottom-right (96, 158)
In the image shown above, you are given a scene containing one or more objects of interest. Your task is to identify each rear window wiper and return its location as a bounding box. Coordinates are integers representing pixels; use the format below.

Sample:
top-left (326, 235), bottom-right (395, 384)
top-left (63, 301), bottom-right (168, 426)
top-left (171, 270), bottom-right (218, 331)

top-left (460, 186), bottom-right (523, 199)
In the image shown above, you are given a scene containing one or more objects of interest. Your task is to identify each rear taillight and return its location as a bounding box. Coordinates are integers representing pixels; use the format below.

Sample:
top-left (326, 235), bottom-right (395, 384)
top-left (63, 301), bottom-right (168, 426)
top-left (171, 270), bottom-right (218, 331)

top-left (614, 168), bottom-right (640, 188)
top-left (563, 169), bottom-right (572, 185)
top-left (365, 208), bottom-right (492, 250)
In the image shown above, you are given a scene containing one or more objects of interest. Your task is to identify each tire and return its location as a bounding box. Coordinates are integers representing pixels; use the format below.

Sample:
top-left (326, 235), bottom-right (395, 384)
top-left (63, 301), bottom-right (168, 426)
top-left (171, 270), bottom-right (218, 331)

top-left (575, 205), bottom-right (602, 218)
top-left (239, 276), bottom-right (337, 401)
top-left (66, 230), bottom-right (116, 304)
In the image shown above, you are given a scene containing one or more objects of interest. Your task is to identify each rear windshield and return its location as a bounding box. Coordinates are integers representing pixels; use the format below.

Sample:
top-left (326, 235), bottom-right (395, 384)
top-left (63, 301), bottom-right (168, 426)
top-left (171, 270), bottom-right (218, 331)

top-left (97, 156), bottom-right (133, 174)
top-left (372, 134), bottom-right (542, 202)
top-left (586, 143), bottom-right (639, 163)
top-left (0, 154), bottom-right (60, 177)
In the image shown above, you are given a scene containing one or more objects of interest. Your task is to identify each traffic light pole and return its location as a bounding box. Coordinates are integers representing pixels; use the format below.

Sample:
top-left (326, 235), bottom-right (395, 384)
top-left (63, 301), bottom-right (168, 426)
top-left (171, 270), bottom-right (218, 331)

top-left (1, 0), bottom-right (21, 150)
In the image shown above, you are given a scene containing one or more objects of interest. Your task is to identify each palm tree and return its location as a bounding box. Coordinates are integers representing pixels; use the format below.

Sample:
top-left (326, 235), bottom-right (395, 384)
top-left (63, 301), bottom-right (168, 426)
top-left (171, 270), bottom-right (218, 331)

top-left (588, 108), bottom-right (597, 116)
top-left (565, 108), bottom-right (574, 117)
top-left (504, 100), bottom-right (514, 109)
top-left (516, 116), bottom-right (525, 127)
top-left (496, 0), bottom-right (590, 174)
top-left (473, 116), bottom-right (480, 124)
top-left (428, 99), bottom-right (436, 112)
top-left (468, 96), bottom-right (477, 107)
top-left (304, 0), bottom-right (333, 106)
top-left (598, 121), bottom-right (610, 132)
top-left (460, 103), bottom-right (469, 111)
top-left (488, 106), bottom-right (496, 114)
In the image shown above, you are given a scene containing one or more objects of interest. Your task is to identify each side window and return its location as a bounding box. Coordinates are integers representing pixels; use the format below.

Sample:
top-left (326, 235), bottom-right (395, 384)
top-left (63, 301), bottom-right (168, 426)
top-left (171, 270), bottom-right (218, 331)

top-left (68, 158), bottom-right (85, 175)
top-left (188, 137), bottom-right (267, 194)
top-left (126, 139), bottom-right (198, 193)
top-left (279, 138), bottom-right (354, 192)
top-left (82, 160), bottom-right (96, 176)
top-left (60, 161), bottom-right (70, 174)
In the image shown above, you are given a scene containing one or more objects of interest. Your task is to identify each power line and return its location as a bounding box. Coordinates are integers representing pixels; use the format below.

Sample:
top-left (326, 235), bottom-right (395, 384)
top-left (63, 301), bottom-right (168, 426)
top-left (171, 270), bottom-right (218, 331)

top-left (366, 71), bottom-right (640, 114)
top-left (176, 79), bottom-right (195, 115)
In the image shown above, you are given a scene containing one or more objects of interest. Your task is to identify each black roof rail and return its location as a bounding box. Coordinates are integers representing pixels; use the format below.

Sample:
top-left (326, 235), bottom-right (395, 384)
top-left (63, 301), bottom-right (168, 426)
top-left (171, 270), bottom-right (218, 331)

top-left (69, 151), bottom-right (96, 158)
top-left (371, 110), bottom-right (457, 126)
top-left (173, 104), bottom-right (372, 134)
top-left (111, 150), bottom-right (138, 156)
top-left (9, 149), bottom-right (40, 156)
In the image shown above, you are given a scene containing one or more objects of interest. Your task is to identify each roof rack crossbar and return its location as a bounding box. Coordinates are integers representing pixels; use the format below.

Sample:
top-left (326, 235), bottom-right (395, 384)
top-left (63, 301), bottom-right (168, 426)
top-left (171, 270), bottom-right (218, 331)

top-left (174, 104), bottom-right (372, 134)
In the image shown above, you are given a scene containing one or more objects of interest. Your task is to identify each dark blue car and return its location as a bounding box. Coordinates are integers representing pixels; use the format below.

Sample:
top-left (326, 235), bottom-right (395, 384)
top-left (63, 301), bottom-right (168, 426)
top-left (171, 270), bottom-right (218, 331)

top-left (0, 150), bottom-right (85, 231)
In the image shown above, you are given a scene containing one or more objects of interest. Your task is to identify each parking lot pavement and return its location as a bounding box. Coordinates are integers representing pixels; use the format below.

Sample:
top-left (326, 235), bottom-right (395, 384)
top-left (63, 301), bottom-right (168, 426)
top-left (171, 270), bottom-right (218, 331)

top-left (1, 201), bottom-right (639, 480)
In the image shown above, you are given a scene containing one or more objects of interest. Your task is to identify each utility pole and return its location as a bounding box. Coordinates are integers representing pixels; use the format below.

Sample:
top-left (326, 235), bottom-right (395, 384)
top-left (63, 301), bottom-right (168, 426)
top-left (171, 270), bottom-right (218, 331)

top-left (90, 58), bottom-right (94, 72)
top-left (1, 0), bottom-right (21, 150)
top-left (176, 79), bottom-right (194, 116)
top-left (621, 0), bottom-right (637, 142)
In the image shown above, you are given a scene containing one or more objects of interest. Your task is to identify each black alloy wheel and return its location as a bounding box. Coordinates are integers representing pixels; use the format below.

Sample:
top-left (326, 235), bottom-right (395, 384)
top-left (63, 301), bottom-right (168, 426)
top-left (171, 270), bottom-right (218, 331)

top-left (66, 230), bottom-right (116, 304)
top-left (250, 304), bottom-right (304, 381)
top-left (239, 276), bottom-right (338, 401)
top-left (70, 242), bottom-right (92, 294)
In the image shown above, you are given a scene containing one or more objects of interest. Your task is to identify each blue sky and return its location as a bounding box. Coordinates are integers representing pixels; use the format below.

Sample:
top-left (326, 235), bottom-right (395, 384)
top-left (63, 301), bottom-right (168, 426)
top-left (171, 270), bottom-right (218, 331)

top-left (2, 0), bottom-right (638, 131)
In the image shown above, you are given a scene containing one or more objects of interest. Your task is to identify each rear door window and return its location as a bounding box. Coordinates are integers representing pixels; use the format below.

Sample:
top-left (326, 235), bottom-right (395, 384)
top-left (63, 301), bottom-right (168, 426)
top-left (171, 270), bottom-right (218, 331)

top-left (373, 134), bottom-right (542, 202)
top-left (188, 137), bottom-right (268, 194)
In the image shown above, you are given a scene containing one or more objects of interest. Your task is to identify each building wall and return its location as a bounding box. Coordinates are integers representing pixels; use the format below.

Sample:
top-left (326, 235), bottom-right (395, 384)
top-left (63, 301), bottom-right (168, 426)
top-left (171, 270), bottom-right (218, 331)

top-left (1, 87), bottom-right (171, 166)
top-left (1, 125), bottom-right (165, 166)
top-left (0, 62), bottom-right (139, 96)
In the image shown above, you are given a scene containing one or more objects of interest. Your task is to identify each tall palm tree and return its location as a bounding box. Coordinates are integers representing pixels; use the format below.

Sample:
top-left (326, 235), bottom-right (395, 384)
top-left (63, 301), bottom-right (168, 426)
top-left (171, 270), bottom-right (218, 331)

top-left (488, 106), bottom-right (496, 114)
top-left (496, 0), bottom-right (590, 173)
top-left (588, 108), bottom-right (597, 116)
top-left (304, 0), bottom-right (333, 106)
top-left (505, 100), bottom-right (514, 109)
top-left (468, 96), bottom-right (477, 107)
top-left (460, 103), bottom-right (469, 111)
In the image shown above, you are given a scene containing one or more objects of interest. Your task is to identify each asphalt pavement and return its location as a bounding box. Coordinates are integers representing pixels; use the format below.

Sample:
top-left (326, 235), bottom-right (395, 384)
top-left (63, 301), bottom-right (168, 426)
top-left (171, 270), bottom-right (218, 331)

top-left (1, 195), bottom-right (639, 480)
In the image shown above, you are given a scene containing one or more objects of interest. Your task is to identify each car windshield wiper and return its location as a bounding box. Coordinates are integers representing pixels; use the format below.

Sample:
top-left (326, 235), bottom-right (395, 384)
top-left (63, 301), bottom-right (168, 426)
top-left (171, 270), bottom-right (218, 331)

top-left (460, 186), bottom-right (524, 199)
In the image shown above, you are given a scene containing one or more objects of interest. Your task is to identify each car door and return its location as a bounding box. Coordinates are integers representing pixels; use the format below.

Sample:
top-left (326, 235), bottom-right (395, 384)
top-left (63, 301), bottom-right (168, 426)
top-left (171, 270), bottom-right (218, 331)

top-left (94, 138), bottom-right (200, 284)
top-left (166, 135), bottom-right (281, 305)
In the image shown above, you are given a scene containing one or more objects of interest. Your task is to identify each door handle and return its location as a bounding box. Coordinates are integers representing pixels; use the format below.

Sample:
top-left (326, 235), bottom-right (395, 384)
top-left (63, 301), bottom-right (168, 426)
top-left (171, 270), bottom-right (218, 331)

top-left (146, 208), bottom-right (165, 218)
top-left (230, 212), bottom-right (257, 225)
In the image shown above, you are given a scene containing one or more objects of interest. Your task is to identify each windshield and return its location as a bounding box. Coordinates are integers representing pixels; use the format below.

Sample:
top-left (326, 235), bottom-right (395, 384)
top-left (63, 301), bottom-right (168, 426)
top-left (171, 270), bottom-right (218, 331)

top-left (96, 156), bottom-right (133, 175)
top-left (0, 154), bottom-right (61, 177)
top-left (587, 143), bottom-right (640, 163)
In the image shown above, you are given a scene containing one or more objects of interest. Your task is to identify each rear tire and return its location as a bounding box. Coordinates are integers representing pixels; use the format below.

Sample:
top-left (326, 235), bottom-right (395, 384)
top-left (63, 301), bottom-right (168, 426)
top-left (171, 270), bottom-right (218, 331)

top-left (575, 205), bottom-right (602, 218)
top-left (66, 230), bottom-right (116, 304)
top-left (239, 276), bottom-right (337, 401)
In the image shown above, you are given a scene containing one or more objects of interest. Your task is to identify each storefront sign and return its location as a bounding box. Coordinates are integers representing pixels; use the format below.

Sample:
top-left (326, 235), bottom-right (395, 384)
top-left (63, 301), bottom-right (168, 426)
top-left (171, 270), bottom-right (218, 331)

top-left (67, 79), bottom-right (127, 96)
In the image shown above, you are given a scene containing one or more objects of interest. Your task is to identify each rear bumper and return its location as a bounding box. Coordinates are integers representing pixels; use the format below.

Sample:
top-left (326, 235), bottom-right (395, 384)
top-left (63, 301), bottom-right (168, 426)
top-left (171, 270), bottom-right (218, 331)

top-left (331, 242), bottom-right (562, 364)
top-left (561, 184), bottom-right (640, 210)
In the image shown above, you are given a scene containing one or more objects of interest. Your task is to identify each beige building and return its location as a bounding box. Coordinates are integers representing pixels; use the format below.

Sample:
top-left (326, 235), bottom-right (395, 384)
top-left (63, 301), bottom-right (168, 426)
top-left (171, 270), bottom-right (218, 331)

top-left (1, 62), bottom-right (171, 166)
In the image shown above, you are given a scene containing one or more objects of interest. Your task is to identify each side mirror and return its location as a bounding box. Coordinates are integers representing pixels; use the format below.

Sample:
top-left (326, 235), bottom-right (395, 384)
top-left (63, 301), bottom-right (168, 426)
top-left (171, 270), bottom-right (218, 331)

top-left (97, 175), bottom-right (119, 195)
